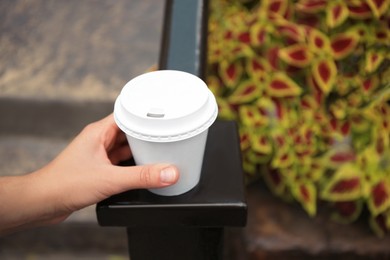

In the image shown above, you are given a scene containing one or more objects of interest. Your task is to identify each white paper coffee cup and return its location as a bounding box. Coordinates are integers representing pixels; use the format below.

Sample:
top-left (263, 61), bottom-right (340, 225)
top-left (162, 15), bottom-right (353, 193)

top-left (113, 70), bottom-right (218, 196)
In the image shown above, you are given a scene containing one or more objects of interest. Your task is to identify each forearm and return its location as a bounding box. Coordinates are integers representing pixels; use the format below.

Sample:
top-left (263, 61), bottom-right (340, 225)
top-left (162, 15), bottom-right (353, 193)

top-left (0, 171), bottom-right (67, 235)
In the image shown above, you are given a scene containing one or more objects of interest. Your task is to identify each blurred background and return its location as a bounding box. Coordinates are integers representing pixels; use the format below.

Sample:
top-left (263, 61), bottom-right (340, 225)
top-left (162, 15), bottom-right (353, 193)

top-left (0, 0), bottom-right (164, 259)
top-left (0, 0), bottom-right (163, 101)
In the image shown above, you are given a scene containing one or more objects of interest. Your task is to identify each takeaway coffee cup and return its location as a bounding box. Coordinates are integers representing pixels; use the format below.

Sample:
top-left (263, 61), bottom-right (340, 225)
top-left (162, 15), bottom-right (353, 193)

top-left (113, 70), bottom-right (218, 196)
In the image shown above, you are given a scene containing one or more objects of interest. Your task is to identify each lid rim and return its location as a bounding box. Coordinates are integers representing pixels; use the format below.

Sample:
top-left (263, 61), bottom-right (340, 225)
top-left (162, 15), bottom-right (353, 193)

top-left (115, 105), bottom-right (218, 143)
top-left (113, 70), bottom-right (218, 142)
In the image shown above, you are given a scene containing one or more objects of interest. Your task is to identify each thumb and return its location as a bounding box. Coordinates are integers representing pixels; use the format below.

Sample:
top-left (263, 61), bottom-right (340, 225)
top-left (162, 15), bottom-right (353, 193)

top-left (110, 164), bottom-right (180, 191)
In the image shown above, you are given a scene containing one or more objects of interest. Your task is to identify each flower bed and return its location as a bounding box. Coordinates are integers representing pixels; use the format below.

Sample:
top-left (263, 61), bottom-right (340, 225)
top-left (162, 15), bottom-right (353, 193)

top-left (207, 0), bottom-right (390, 236)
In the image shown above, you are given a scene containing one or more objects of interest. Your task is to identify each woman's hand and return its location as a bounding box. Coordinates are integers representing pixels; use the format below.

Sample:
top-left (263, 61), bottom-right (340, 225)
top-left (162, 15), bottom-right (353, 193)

top-left (0, 114), bottom-right (179, 235)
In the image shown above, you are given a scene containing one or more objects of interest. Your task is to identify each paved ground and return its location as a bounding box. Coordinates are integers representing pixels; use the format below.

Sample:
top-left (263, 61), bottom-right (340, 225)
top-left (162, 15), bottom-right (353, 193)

top-left (0, 0), bottom-right (163, 101)
top-left (0, 0), bottom-right (164, 258)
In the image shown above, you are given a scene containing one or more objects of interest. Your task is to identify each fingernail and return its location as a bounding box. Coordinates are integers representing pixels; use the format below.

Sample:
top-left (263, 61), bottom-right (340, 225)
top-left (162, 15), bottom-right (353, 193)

top-left (160, 167), bottom-right (177, 184)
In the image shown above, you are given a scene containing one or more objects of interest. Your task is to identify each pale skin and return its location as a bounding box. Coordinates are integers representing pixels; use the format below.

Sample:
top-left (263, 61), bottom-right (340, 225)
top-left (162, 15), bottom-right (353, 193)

top-left (0, 114), bottom-right (179, 235)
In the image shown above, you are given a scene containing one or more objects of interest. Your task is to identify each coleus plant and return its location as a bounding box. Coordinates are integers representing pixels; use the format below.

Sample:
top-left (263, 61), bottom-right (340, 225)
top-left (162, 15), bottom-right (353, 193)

top-left (207, 0), bottom-right (390, 236)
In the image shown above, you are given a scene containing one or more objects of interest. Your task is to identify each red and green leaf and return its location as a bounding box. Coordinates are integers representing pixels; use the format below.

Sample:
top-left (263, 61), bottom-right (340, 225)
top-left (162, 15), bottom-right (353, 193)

top-left (250, 23), bottom-right (269, 47)
top-left (361, 76), bottom-right (379, 93)
top-left (228, 80), bottom-right (261, 104)
top-left (326, 1), bottom-right (349, 28)
top-left (208, 43), bottom-right (223, 63)
top-left (207, 75), bottom-right (223, 96)
top-left (307, 74), bottom-right (325, 104)
top-left (370, 213), bottom-right (390, 237)
top-left (308, 29), bottom-right (331, 53)
top-left (296, 14), bottom-right (321, 27)
top-left (267, 0), bottom-right (289, 17)
top-left (215, 97), bottom-right (237, 121)
top-left (305, 160), bottom-right (326, 182)
top-left (296, 0), bottom-right (327, 13)
top-left (272, 148), bottom-right (295, 168)
top-left (267, 46), bottom-right (281, 70)
top-left (247, 149), bottom-right (273, 165)
top-left (366, 0), bottom-right (390, 18)
top-left (276, 21), bottom-right (306, 43)
top-left (239, 105), bottom-right (269, 127)
top-left (239, 127), bottom-right (251, 151)
top-left (278, 43), bottom-right (313, 67)
top-left (266, 72), bottom-right (303, 97)
top-left (375, 28), bottom-right (389, 44)
top-left (219, 60), bottom-right (243, 88)
top-left (321, 164), bottom-right (362, 201)
top-left (251, 132), bottom-right (273, 154)
top-left (347, 1), bottom-right (373, 19)
top-left (272, 98), bottom-right (288, 121)
top-left (292, 182), bottom-right (317, 216)
top-left (230, 43), bottom-right (255, 60)
top-left (246, 57), bottom-right (271, 82)
top-left (331, 200), bottom-right (363, 224)
top-left (347, 91), bottom-right (364, 108)
top-left (237, 31), bottom-right (251, 44)
top-left (329, 99), bottom-right (349, 120)
top-left (311, 58), bottom-right (337, 94)
top-left (351, 114), bottom-right (372, 133)
top-left (300, 94), bottom-right (320, 111)
top-left (242, 153), bottom-right (258, 175)
top-left (330, 32), bottom-right (360, 60)
top-left (367, 179), bottom-right (390, 216)
top-left (365, 49), bottom-right (385, 73)
top-left (349, 23), bottom-right (369, 39)
top-left (263, 167), bottom-right (286, 196)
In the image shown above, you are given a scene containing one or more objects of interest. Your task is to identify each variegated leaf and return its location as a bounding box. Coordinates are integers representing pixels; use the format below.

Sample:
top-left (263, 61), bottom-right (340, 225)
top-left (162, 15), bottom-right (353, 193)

top-left (296, 0), bottom-right (327, 13)
top-left (279, 43), bottom-right (313, 67)
top-left (326, 1), bottom-right (349, 28)
top-left (291, 182), bottom-right (317, 216)
top-left (239, 105), bottom-right (269, 127)
top-left (331, 200), bottom-right (363, 224)
top-left (251, 131), bottom-right (273, 154)
top-left (370, 213), bottom-right (390, 237)
top-left (207, 75), bottom-right (223, 96)
top-left (250, 23), bottom-right (269, 47)
top-left (365, 49), bottom-right (386, 73)
top-left (347, 1), bottom-right (373, 19)
top-left (266, 72), bottom-right (303, 97)
top-left (263, 167), bottom-right (286, 196)
top-left (219, 60), bottom-right (243, 88)
top-left (308, 29), bottom-right (331, 53)
top-left (330, 32), bottom-right (360, 60)
top-left (367, 178), bottom-right (390, 216)
top-left (366, 0), bottom-right (390, 18)
top-left (276, 21), bottom-right (306, 43)
top-left (215, 97), bottom-right (237, 121)
top-left (239, 127), bottom-right (251, 151)
top-left (272, 147), bottom-right (295, 168)
top-left (321, 164), bottom-right (362, 201)
top-left (361, 76), bottom-right (379, 93)
top-left (246, 57), bottom-right (271, 82)
top-left (267, 46), bottom-right (281, 70)
top-left (229, 80), bottom-right (261, 104)
top-left (311, 58), bottom-right (337, 94)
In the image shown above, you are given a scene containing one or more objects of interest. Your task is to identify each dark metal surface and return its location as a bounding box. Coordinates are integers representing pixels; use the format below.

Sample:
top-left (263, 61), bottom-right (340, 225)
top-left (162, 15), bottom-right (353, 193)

top-left (97, 120), bottom-right (247, 228)
top-left (159, 0), bottom-right (208, 78)
top-left (127, 227), bottom-right (223, 260)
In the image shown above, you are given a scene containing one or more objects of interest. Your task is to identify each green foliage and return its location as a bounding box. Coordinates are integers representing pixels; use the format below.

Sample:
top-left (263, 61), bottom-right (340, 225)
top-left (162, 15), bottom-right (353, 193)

top-left (207, 0), bottom-right (390, 236)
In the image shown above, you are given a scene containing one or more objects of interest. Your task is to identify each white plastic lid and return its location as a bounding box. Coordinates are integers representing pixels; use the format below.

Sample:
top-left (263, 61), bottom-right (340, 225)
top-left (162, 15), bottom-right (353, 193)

top-left (114, 70), bottom-right (218, 142)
